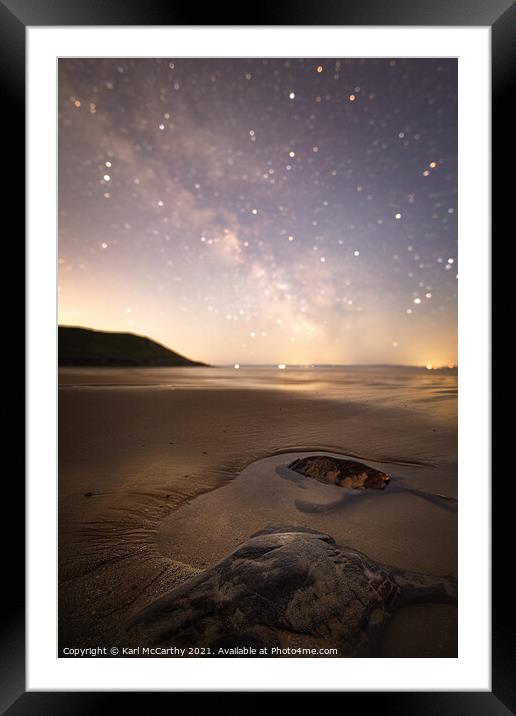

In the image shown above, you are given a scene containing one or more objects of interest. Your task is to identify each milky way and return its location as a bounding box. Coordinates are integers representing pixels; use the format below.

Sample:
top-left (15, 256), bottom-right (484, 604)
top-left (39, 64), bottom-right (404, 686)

top-left (58, 58), bottom-right (457, 367)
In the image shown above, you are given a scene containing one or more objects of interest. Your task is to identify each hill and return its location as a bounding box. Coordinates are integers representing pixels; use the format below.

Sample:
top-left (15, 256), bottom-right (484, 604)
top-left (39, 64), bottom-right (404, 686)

top-left (58, 326), bottom-right (207, 367)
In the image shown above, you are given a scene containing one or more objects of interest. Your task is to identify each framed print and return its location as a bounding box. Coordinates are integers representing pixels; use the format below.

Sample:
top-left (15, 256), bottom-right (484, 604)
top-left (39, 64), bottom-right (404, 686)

top-left (5, 0), bottom-right (510, 708)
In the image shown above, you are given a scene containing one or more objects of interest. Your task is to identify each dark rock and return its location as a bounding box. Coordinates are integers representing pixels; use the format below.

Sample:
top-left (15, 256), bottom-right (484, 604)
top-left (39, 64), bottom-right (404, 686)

top-left (128, 526), bottom-right (456, 656)
top-left (288, 455), bottom-right (391, 489)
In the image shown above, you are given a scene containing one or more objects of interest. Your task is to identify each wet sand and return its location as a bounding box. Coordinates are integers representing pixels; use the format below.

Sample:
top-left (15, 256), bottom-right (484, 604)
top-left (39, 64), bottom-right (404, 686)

top-left (59, 366), bottom-right (457, 656)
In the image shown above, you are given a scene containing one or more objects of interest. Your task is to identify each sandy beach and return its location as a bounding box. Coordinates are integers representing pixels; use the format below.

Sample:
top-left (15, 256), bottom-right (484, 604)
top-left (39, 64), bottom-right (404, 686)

top-left (59, 366), bottom-right (457, 657)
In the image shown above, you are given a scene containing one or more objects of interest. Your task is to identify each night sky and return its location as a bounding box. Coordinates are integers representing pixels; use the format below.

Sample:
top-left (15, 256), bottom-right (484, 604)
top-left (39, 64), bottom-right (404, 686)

top-left (58, 58), bottom-right (457, 367)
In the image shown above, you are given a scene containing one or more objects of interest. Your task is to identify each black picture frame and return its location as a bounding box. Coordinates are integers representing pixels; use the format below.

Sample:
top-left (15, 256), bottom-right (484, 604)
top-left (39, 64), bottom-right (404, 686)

top-left (6, 0), bottom-right (508, 709)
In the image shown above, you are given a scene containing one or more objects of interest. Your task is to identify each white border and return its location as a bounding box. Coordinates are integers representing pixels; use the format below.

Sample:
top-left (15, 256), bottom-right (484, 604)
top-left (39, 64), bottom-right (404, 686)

top-left (27, 26), bottom-right (490, 691)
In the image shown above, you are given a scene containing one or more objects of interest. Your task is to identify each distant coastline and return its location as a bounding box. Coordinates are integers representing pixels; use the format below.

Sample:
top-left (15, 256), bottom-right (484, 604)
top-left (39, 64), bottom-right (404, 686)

top-left (58, 324), bottom-right (455, 371)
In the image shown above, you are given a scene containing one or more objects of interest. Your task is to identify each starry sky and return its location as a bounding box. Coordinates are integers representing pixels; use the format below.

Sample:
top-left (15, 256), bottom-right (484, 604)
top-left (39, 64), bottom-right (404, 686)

top-left (58, 58), bottom-right (457, 367)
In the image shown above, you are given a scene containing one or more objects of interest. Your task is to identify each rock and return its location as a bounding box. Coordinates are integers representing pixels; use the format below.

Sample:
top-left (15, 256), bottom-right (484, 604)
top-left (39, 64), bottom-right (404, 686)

top-left (288, 456), bottom-right (391, 489)
top-left (128, 526), bottom-right (456, 656)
